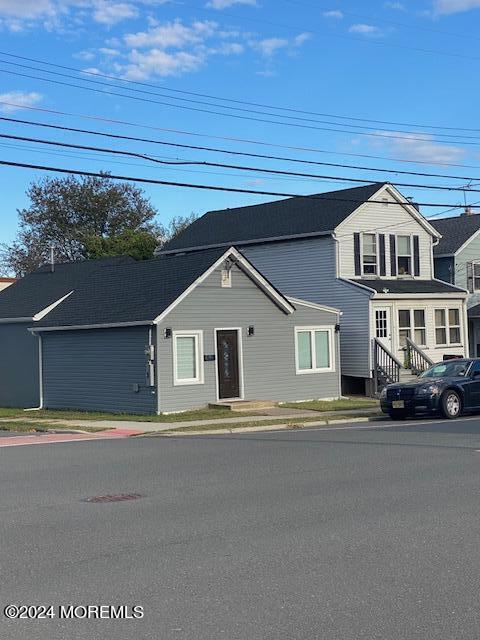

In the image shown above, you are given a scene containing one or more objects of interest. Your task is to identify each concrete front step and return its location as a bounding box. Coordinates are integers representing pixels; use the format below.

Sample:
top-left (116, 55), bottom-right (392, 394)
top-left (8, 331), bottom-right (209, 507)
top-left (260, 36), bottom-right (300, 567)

top-left (209, 400), bottom-right (277, 412)
top-left (399, 370), bottom-right (419, 382)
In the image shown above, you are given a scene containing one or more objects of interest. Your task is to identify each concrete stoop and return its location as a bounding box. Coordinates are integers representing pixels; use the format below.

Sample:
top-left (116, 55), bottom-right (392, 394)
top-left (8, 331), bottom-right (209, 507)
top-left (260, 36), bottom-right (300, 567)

top-left (209, 400), bottom-right (277, 412)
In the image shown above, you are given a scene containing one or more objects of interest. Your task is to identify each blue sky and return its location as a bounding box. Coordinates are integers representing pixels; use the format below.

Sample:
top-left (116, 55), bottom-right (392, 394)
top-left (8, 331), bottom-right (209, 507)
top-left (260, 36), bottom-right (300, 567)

top-left (0, 0), bottom-right (480, 244)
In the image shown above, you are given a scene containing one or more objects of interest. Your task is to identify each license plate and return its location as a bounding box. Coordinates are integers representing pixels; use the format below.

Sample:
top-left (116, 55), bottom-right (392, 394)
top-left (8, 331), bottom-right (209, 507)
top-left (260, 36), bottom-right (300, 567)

top-left (392, 400), bottom-right (404, 409)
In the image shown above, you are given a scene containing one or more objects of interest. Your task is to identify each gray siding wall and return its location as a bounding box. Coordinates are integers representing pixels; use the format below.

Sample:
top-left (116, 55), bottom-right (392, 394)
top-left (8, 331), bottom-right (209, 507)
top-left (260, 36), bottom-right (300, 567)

top-left (0, 322), bottom-right (39, 407)
top-left (157, 263), bottom-right (340, 413)
top-left (455, 238), bottom-right (480, 308)
top-left (242, 238), bottom-right (372, 378)
top-left (434, 256), bottom-right (455, 286)
top-left (42, 326), bottom-right (156, 414)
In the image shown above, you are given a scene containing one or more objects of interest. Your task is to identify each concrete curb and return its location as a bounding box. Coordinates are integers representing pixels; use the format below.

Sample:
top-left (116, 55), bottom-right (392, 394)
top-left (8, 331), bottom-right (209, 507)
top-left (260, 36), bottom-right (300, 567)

top-left (154, 415), bottom-right (387, 437)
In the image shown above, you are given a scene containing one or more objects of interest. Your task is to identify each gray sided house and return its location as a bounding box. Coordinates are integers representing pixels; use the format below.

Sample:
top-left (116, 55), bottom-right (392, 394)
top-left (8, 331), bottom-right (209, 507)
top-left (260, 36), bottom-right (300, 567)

top-left (5, 247), bottom-right (341, 414)
top-left (161, 183), bottom-right (468, 395)
top-left (0, 256), bottom-right (134, 407)
top-left (432, 212), bottom-right (480, 357)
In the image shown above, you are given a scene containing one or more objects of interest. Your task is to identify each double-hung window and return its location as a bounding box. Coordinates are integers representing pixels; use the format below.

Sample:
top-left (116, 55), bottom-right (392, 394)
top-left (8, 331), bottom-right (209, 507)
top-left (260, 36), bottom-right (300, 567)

top-left (434, 309), bottom-right (461, 346)
top-left (467, 262), bottom-right (480, 292)
top-left (362, 233), bottom-right (377, 275)
top-left (398, 309), bottom-right (426, 347)
top-left (173, 330), bottom-right (204, 385)
top-left (295, 327), bottom-right (334, 374)
top-left (397, 235), bottom-right (412, 275)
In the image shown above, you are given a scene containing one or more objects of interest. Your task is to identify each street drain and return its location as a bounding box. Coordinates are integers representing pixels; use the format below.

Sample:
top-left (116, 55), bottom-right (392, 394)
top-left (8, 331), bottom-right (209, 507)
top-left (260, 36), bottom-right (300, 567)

top-left (82, 493), bottom-right (143, 503)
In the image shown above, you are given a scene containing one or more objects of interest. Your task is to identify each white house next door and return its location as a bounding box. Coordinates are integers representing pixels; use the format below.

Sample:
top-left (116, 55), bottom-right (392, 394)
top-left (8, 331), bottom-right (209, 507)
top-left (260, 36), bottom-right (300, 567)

top-left (375, 307), bottom-right (392, 352)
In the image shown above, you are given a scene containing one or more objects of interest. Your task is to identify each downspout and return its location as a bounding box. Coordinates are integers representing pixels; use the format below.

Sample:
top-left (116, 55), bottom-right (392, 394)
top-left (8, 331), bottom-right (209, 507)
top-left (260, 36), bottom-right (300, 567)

top-left (463, 298), bottom-right (470, 358)
top-left (24, 333), bottom-right (43, 411)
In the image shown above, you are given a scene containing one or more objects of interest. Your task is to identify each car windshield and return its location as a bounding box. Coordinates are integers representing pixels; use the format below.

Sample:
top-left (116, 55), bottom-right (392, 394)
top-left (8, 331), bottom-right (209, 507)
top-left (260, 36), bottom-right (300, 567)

top-left (419, 361), bottom-right (469, 379)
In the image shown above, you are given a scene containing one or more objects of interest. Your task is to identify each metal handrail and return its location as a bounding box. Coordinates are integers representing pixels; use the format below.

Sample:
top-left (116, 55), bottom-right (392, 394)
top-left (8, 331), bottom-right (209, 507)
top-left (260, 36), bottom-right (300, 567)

top-left (373, 338), bottom-right (401, 394)
top-left (405, 337), bottom-right (433, 375)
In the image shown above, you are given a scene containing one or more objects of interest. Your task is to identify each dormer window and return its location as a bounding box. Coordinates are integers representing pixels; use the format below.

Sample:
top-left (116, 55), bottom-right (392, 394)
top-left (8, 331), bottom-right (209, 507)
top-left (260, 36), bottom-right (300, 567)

top-left (362, 233), bottom-right (377, 275)
top-left (397, 235), bottom-right (412, 275)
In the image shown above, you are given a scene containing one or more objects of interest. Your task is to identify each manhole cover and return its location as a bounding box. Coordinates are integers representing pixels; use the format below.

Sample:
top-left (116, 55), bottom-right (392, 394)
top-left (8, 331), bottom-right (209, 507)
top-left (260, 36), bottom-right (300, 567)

top-left (82, 493), bottom-right (143, 503)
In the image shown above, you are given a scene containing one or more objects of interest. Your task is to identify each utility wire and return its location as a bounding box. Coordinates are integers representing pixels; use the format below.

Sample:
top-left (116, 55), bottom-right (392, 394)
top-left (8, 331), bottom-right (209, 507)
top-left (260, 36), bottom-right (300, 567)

top-left (0, 158), bottom-right (473, 208)
top-left (0, 54), bottom-right (479, 139)
top-left (2, 67), bottom-right (480, 148)
top-left (3, 101), bottom-right (480, 171)
top-left (3, 114), bottom-right (480, 184)
top-left (4, 131), bottom-right (480, 194)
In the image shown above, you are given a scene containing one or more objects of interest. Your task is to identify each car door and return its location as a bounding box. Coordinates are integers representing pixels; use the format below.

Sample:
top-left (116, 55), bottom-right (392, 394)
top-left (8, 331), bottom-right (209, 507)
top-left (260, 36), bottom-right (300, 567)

top-left (463, 361), bottom-right (480, 409)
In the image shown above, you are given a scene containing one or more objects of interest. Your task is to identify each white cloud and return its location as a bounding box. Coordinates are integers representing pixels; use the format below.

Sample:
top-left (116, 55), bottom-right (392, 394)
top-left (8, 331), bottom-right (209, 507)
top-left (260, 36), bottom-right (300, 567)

top-left (122, 48), bottom-right (203, 79)
top-left (98, 46), bottom-right (121, 56)
top-left (323, 9), bottom-right (344, 18)
top-left (0, 0), bottom-right (54, 18)
top-left (432, 0), bottom-right (480, 14)
top-left (255, 37), bottom-right (289, 56)
top-left (294, 32), bottom-right (311, 46)
top-left (124, 19), bottom-right (217, 48)
top-left (349, 23), bottom-right (383, 36)
top-left (206, 0), bottom-right (257, 8)
top-left (93, 2), bottom-right (138, 25)
top-left (0, 91), bottom-right (42, 112)
top-left (375, 132), bottom-right (465, 165)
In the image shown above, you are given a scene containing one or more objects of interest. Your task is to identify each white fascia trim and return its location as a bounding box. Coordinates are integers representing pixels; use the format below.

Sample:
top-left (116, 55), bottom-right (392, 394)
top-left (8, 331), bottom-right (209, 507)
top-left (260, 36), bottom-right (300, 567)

top-left (33, 290), bottom-right (74, 321)
top-left (373, 292), bottom-right (468, 299)
top-left (451, 226), bottom-right (480, 257)
top-left (0, 316), bottom-right (34, 324)
top-left (382, 184), bottom-right (442, 238)
top-left (338, 277), bottom-right (376, 294)
top-left (287, 297), bottom-right (342, 316)
top-left (30, 320), bottom-right (153, 333)
top-left (153, 247), bottom-right (294, 324)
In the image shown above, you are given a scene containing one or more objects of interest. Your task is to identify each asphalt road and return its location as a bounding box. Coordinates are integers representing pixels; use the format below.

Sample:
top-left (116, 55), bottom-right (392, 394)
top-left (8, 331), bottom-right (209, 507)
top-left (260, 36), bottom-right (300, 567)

top-left (2, 416), bottom-right (480, 640)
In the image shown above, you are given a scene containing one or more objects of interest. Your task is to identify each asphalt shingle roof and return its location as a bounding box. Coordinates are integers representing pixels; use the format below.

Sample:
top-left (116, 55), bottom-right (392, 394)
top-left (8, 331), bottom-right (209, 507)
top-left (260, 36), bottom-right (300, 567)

top-left (35, 247), bottom-right (230, 327)
top-left (349, 279), bottom-right (466, 294)
top-left (0, 256), bottom-right (134, 319)
top-left (431, 214), bottom-right (480, 255)
top-left (162, 183), bottom-right (386, 252)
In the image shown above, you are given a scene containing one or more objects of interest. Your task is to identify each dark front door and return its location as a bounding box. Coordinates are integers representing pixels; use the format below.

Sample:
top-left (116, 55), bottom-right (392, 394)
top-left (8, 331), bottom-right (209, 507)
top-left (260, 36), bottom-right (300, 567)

top-left (216, 330), bottom-right (240, 400)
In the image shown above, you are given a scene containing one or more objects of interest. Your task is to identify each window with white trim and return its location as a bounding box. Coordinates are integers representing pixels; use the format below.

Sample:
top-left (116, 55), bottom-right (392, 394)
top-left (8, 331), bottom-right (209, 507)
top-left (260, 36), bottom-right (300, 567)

top-left (173, 331), bottom-right (204, 385)
top-left (295, 327), bottom-right (334, 374)
top-left (398, 309), bottom-right (426, 347)
top-left (362, 233), bottom-right (377, 275)
top-left (434, 309), bottom-right (462, 346)
top-left (397, 235), bottom-right (412, 275)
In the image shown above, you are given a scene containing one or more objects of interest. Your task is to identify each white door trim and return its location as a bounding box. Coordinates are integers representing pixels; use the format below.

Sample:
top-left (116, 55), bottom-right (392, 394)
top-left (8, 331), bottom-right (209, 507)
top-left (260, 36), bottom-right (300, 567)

top-left (214, 327), bottom-right (244, 402)
top-left (374, 306), bottom-right (392, 352)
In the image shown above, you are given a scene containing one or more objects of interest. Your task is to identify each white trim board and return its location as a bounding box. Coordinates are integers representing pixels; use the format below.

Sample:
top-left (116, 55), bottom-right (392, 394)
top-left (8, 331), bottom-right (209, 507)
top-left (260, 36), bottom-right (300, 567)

top-left (30, 320), bottom-right (153, 333)
top-left (287, 297), bottom-right (342, 316)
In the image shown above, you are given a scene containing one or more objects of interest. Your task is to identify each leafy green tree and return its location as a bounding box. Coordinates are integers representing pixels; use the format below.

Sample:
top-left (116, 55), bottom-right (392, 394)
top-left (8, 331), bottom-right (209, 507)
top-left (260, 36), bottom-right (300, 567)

top-left (0, 174), bottom-right (197, 276)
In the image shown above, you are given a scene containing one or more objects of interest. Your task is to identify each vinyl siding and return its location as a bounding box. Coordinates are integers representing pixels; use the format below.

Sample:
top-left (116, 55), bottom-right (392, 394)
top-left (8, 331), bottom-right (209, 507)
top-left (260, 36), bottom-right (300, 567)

top-left (0, 322), bottom-right (39, 407)
top-left (335, 190), bottom-right (434, 280)
top-left (455, 236), bottom-right (480, 308)
top-left (42, 326), bottom-right (156, 414)
top-left (242, 238), bottom-right (372, 378)
top-left (156, 263), bottom-right (340, 413)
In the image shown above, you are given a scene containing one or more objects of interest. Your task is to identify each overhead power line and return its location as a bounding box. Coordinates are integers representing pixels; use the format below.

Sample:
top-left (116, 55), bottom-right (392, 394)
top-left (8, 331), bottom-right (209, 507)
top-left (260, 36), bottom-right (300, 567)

top-left (3, 101), bottom-right (480, 171)
top-left (0, 158), bottom-right (474, 208)
top-left (2, 66), bottom-right (480, 148)
top-left (0, 51), bottom-right (478, 136)
top-left (4, 115), bottom-right (480, 185)
top-left (4, 130), bottom-right (480, 194)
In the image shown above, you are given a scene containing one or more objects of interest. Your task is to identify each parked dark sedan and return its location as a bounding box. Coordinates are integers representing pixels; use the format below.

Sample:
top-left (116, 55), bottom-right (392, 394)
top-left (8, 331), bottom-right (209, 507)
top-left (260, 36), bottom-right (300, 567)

top-left (380, 358), bottom-right (480, 420)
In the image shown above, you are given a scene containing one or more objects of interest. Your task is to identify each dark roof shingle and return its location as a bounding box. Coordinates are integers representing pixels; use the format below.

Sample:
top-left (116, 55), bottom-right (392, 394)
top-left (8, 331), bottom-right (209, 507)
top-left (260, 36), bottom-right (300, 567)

top-left (162, 183), bottom-right (386, 252)
top-left (0, 256), bottom-right (134, 319)
top-left (35, 247), bottom-right (230, 327)
top-left (349, 278), bottom-right (466, 294)
top-left (432, 213), bottom-right (480, 255)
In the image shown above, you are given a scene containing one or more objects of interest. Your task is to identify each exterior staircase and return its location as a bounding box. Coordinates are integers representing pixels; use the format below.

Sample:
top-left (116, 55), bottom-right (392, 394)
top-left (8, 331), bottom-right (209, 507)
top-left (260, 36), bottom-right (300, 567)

top-left (373, 337), bottom-right (433, 395)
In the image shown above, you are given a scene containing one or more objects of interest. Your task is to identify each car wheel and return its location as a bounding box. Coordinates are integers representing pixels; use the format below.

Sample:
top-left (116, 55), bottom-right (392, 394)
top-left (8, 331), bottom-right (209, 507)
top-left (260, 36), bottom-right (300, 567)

top-left (441, 390), bottom-right (462, 419)
top-left (389, 410), bottom-right (407, 420)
